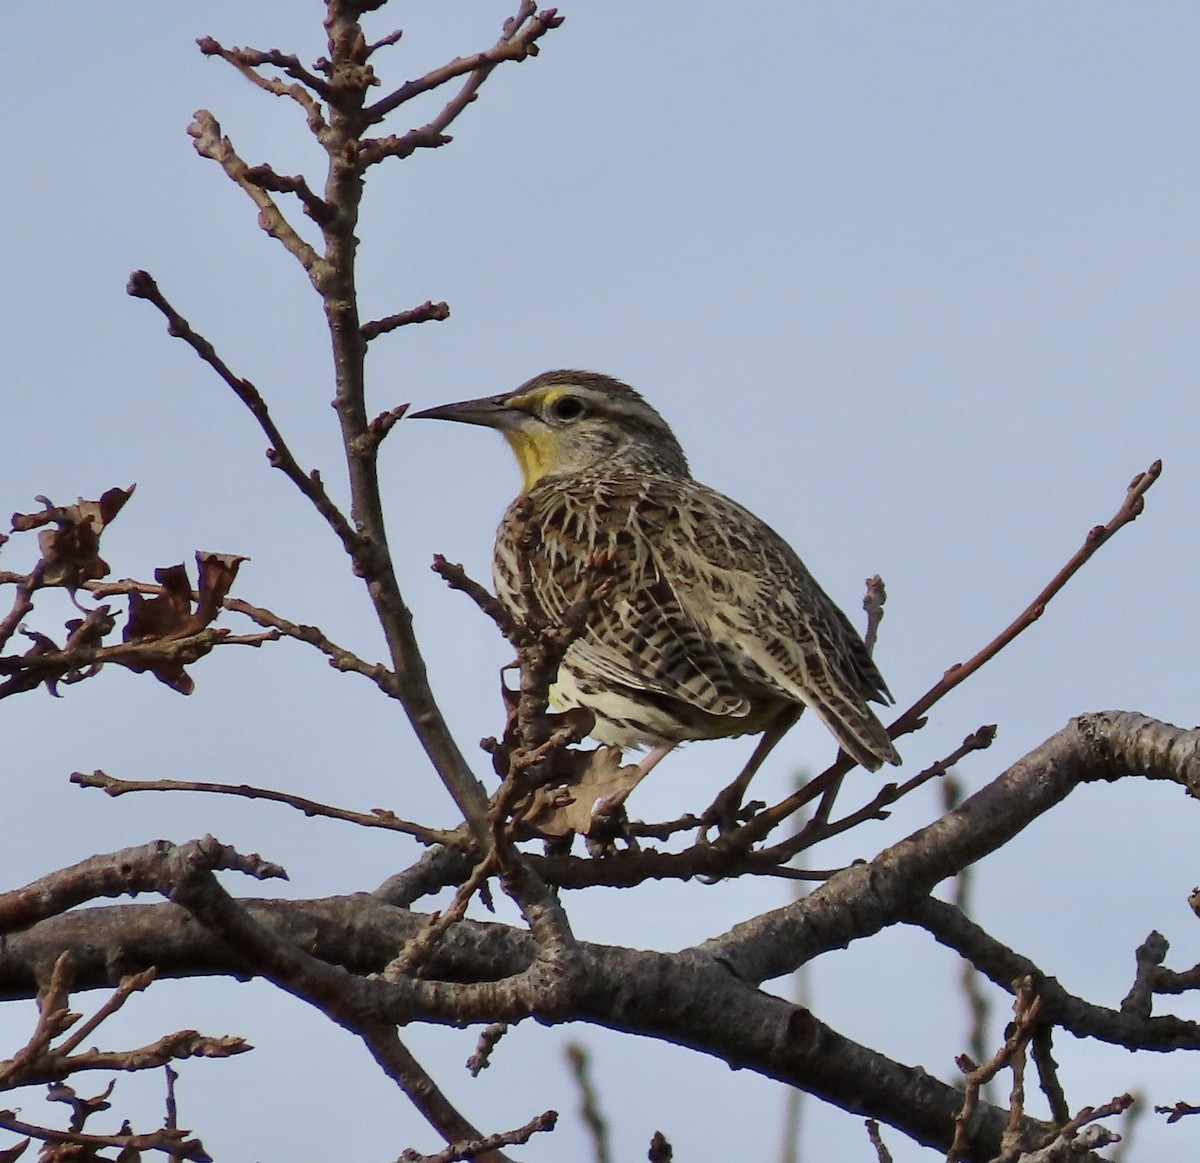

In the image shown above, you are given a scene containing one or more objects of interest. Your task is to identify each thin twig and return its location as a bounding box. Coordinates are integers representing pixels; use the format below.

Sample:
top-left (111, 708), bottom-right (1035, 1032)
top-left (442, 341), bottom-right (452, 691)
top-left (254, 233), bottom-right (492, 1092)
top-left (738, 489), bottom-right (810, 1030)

top-left (126, 271), bottom-right (362, 558)
top-left (794, 576), bottom-right (888, 832)
top-left (385, 850), bottom-right (501, 978)
top-left (70, 770), bottom-right (460, 847)
top-left (397, 1108), bottom-right (557, 1163)
top-left (1157, 1099), bottom-right (1200, 1123)
top-left (1026, 1094), bottom-right (1132, 1157)
top-left (0, 562), bottom-right (47, 652)
top-left (1029, 1026), bottom-right (1070, 1127)
top-left (764, 726), bottom-right (997, 863)
top-left (84, 577), bottom-right (399, 697)
top-left (165, 1063), bottom-right (180, 1146)
top-left (361, 300), bottom-right (450, 341)
top-left (432, 556), bottom-right (522, 641)
top-left (187, 112), bottom-right (327, 278)
top-left (891, 460), bottom-right (1161, 743)
top-left (244, 163), bottom-right (334, 225)
top-left (197, 37), bottom-right (334, 111)
top-left (1120, 931), bottom-right (1169, 1019)
top-left (1109, 1092), bottom-right (1144, 1163)
top-left (0, 626), bottom-right (276, 701)
top-left (564, 1042), bottom-right (611, 1163)
top-left (364, 3), bottom-right (564, 132)
top-left (466, 1023), bottom-right (509, 1077)
top-left (862, 574), bottom-right (887, 657)
top-left (648, 1131), bottom-right (673, 1162)
top-left (55, 969), bottom-right (156, 1057)
top-left (729, 461), bottom-right (1162, 849)
top-left (865, 1119), bottom-right (893, 1163)
top-left (947, 978), bottom-right (1042, 1163)
top-left (318, 9), bottom-right (494, 847)
top-left (361, 1025), bottom-right (519, 1163)
top-left (1, 1030), bottom-right (249, 1090)
top-left (941, 774), bottom-right (993, 1100)
top-left (0, 1110), bottom-right (208, 1161)
top-left (366, 29), bottom-right (405, 58)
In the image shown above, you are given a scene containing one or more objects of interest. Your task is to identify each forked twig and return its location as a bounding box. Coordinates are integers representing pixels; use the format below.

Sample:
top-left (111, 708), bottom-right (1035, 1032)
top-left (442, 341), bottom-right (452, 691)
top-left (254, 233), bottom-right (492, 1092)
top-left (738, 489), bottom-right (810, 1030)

top-left (0, 1109), bottom-right (208, 1161)
top-left (730, 460), bottom-right (1162, 849)
top-left (364, 2), bottom-right (564, 137)
top-left (766, 726), bottom-right (996, 862)
top-left (947, 977), bottom-right (1042, 1163)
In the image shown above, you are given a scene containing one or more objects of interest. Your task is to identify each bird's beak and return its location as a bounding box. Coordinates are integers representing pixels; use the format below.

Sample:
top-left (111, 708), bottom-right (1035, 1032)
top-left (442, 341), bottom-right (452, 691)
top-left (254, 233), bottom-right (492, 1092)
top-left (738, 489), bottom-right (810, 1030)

top-left (409, 392), bottom-right (524, 431)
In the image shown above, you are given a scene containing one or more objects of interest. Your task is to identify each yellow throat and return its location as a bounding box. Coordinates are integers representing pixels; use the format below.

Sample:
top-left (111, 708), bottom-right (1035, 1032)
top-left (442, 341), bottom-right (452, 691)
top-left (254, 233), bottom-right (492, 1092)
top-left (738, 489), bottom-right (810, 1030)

top-left (499, 387), bottom-right (576, 490)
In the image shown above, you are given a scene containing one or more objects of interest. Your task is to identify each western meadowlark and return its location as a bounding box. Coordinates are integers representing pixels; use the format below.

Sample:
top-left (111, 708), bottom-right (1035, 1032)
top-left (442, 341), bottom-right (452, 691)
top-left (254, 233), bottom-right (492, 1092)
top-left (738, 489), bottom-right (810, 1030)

top-left (413, 370), bottom-right (899, 785)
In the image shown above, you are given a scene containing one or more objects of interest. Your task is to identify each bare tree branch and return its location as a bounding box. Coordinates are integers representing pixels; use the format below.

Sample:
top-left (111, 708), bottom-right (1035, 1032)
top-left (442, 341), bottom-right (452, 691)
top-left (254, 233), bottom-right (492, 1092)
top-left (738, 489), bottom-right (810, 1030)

top-left (6, 6), bottom-right (1186, 1162)
top-left (125, 271), bottom-right (360, 558)
top-left (362, 3), bottom-right (565, 163)
top-left (361, 300), bottom-right (450, 341)
top-left (196, 37), bottom-right (334, 114)
top-left (397, 1108), bottom-right (557, 1163)
top-left (70, 770), bottom-right (462, 847)
top-left (728, 461), bottom-right (1162, 847)
top-left (890, 460), bottom-right (1161, 742)
top-left (564, 1042), bottom-right (611, 1163)
top-left (186, 111), bottom-right (327, 277)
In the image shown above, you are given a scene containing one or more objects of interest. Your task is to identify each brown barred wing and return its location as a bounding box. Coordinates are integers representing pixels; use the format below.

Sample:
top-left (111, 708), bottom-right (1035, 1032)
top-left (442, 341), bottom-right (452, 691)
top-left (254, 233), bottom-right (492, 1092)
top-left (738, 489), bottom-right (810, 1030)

top-left (493, 479), bottom-right (751, 721)
top-left (638, 478), bottom-right (900, 770)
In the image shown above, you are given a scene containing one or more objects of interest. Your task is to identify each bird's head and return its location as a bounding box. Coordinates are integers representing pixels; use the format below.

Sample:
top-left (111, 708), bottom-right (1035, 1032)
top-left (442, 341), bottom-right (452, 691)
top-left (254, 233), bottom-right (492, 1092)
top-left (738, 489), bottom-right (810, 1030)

top-left (411, 370), bottom-right (690, 491)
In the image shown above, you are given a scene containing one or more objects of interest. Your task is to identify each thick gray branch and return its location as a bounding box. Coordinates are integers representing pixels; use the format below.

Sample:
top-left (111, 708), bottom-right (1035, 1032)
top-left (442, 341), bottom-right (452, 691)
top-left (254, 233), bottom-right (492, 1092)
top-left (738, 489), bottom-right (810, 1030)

top-left (907, 897), bottom-right (1200, 1050)
top-left (2, 712), bottom-right (1195, 1160)
top-left (700, 713), bottom-right (1200, 986)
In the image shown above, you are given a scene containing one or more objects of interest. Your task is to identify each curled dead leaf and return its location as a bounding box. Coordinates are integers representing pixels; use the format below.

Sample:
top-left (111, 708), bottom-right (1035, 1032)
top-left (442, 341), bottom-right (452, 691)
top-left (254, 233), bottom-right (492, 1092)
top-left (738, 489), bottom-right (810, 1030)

top-left (125, 564), bottom-right (195, 642)
top-left (517, 746), bottom-right (644, 838)
top-left (125, 554), bottom-right (247, 643)
top-left (122, 552), bottom-right (248, 693)
top-left (11, 486), bottom-right (135, 589)
top-left (194, 551), bottom-right (249, 625)
top-left (64, 606), bottom-right (117, 651)
top-left (0, 630), bottom-right (62, 699)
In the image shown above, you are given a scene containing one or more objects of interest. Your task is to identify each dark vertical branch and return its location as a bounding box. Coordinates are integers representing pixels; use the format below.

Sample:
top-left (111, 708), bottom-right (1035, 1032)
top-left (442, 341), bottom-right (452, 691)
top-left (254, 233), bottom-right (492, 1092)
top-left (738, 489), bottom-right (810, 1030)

top-left (316, 4), bottom-right (490, 840)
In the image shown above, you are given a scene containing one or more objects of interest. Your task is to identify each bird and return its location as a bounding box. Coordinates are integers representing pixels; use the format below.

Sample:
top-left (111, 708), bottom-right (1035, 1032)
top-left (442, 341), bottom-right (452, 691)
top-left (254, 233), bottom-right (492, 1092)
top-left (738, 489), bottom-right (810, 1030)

top-left (412, 370), bottom-right (899, 792)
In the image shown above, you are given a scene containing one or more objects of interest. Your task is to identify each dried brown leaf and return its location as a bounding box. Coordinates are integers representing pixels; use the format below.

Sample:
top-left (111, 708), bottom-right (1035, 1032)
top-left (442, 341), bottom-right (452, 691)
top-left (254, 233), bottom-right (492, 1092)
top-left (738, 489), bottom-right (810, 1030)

top-left (12, 487), bottom-right (135, 589)
top-left (193, 552), bottom-right (248, 625)
top-left (63, 608), bottom-right (116, 652)
top-left (519, 747), bottom-right (643, 837)
top-left (121, 554), bottom-right (247, 694)
top-left (124, 565), bottom-right (194, 642)
top-left (124, 555), bottom-right (247, 643)
top-left (5, 631), bottom-right (63, 698)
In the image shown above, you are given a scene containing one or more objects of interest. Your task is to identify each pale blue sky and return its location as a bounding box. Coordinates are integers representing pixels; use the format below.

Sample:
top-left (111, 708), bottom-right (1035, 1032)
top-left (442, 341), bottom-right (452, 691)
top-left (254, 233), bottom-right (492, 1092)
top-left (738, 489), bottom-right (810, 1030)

top-left (3, 4), bottom-right (1198, 1159)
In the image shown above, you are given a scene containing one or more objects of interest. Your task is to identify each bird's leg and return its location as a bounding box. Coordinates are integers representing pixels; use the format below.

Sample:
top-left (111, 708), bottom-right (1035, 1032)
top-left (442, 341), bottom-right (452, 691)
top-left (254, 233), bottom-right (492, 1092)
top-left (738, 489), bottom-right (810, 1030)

top-left (595, 741), bottom-right (675, 813)
top-left (588, 741), bottom-right (677, 838)
top-left (701, 707), bottom-right (801, 834)
top-left (637, 741), bottom-right (677, 780)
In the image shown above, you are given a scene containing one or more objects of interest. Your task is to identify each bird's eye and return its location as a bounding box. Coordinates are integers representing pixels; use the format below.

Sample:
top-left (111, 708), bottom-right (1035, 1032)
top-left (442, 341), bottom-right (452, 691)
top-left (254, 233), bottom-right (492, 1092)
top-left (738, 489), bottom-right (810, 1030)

top-left (548, 395), bottom-right (586, 422)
